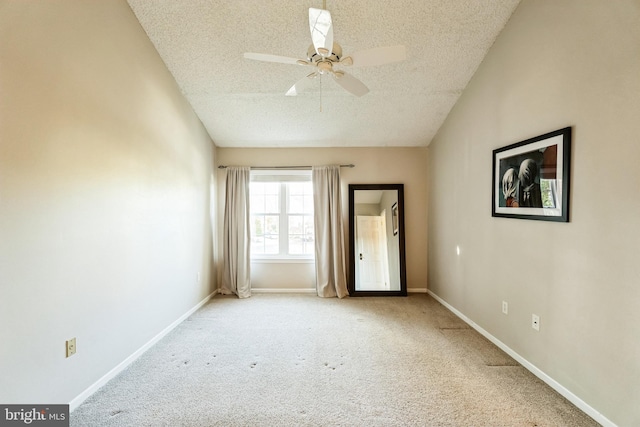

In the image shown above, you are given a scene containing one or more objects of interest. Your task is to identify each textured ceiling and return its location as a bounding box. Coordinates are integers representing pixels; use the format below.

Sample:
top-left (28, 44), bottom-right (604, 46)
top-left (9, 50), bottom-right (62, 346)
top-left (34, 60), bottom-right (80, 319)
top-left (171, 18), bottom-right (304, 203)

top-left (126, 0), bottom-right (521, 147)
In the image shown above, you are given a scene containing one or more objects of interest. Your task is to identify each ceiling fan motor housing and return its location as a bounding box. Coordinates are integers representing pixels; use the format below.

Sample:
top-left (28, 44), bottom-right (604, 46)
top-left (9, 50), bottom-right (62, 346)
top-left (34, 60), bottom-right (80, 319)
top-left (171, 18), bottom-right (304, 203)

top-left (307, 42), bottom-right (343, 64)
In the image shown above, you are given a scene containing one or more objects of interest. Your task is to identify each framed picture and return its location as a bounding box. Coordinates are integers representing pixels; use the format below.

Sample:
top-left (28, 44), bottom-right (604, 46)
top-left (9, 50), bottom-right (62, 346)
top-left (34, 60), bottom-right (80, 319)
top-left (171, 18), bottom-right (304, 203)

top-left (391, 202), bottom-right (399, 235)
top-left (492, 127), bottom-right (571, 222)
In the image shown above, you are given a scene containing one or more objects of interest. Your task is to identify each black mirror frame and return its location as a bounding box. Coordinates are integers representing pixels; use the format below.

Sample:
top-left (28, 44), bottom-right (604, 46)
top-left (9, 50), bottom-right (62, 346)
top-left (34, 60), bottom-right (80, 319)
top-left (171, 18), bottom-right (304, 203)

top-left (348, 184), bottom-right (407, 297)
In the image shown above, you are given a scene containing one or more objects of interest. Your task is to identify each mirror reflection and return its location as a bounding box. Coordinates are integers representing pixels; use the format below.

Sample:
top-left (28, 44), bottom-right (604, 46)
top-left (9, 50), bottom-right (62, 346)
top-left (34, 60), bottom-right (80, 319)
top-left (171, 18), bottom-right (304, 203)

top-left (349, 184), bottom-right (406, 296)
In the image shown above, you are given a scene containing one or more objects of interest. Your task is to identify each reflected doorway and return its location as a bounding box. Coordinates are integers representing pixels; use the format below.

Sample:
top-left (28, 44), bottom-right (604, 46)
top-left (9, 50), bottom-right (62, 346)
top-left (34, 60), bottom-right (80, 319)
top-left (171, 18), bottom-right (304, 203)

top-left (355, 214), bottom-right (391, 290)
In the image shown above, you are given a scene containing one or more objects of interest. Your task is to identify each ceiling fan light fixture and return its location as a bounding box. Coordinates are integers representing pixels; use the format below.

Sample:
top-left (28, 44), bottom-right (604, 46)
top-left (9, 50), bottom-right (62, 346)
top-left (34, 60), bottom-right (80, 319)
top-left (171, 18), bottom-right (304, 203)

top-left (317, 61), bottom-right (332, 73)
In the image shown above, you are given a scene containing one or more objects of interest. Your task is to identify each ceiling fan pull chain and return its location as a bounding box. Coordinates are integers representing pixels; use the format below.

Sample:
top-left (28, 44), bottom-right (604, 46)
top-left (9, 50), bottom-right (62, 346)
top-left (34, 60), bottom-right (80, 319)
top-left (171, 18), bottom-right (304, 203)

top-left (320, 74), bottom-right (323, 112)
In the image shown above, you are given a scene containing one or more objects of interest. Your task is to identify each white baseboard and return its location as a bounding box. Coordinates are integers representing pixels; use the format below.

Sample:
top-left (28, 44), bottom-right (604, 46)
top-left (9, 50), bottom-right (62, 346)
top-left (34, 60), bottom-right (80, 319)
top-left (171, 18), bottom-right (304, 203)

top-left (247, 288), bottom-right (428, 295)
top-left (251, 288), bottom-right (427, 294)
top-left (426, 290), bottom-right (616, 427)
top-left (69, 290), bottom-right (218, 412)
top-left (251, 288), bottom-right (429, 294)
top-left (251, 288), bottom-right (316, 294)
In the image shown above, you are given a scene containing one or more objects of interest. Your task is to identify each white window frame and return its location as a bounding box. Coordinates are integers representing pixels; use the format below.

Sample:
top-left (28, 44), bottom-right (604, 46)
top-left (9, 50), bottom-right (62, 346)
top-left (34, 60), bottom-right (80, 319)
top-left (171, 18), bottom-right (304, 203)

top-left (250, 170), bottom-right (315, 262)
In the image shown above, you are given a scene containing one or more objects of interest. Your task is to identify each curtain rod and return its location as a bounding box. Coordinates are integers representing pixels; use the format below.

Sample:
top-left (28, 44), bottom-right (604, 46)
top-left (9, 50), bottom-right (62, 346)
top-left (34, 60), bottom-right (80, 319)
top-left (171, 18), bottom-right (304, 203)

top-left (217, 164), bottom-right (355, 170)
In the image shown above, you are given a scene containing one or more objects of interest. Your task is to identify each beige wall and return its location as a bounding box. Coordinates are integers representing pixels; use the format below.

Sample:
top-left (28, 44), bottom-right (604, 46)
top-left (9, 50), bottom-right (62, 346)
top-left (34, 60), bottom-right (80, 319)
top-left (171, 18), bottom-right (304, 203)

top-left (0, 1), bottom-right (216, 405)
top-left (427, 0), bottom-right (640, 425)
top-left (216, 147), bottom-right (428, 292)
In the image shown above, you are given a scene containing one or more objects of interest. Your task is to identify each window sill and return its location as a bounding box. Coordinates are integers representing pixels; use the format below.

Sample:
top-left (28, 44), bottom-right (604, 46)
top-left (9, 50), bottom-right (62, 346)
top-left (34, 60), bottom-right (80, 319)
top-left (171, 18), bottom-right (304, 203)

top-left (251, 258), bottom-right (315, 264)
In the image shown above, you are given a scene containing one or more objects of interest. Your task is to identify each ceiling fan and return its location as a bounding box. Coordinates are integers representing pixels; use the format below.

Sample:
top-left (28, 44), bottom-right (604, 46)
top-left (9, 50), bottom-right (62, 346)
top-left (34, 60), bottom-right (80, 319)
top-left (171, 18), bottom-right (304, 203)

top-left (243, 7), bottom-right (406, 97)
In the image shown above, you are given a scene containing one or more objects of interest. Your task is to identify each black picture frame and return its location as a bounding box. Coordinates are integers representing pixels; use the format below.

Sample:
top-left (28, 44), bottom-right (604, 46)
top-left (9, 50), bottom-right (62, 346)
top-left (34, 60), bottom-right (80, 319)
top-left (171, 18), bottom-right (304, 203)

top-left (492, 127), bottom-right (571, 222)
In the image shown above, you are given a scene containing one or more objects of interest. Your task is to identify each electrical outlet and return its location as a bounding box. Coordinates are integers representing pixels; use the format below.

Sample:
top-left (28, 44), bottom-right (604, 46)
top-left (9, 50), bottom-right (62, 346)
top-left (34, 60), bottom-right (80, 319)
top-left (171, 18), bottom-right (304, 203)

top-left (502, 301), bottom-right (508, 315)
top-left (532, 314), bottom-right (540, 331)
top-left (197, 273), bottom-right (201, 283)
top-left (66, 338), bottom-right (76, 358)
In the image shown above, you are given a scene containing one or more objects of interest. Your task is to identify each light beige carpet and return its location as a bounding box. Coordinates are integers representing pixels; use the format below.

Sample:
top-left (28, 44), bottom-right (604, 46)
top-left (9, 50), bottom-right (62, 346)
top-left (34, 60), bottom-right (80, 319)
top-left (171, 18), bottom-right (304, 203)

top-left (71, 294), bottom-right (600, 426)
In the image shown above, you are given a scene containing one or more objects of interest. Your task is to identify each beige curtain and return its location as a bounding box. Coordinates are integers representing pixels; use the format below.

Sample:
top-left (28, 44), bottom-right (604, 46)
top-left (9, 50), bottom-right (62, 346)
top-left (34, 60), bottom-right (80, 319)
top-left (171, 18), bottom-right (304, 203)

top-left (312, 166), bottom-right (348, 298)
top-left (222, 167), bottom-right (251, 298)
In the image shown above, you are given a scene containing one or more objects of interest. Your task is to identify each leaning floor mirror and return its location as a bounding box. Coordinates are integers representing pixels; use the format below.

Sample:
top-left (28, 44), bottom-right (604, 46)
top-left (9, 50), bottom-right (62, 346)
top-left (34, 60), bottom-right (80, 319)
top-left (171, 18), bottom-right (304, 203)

top-left (348, 184), bottom-right (407, 296)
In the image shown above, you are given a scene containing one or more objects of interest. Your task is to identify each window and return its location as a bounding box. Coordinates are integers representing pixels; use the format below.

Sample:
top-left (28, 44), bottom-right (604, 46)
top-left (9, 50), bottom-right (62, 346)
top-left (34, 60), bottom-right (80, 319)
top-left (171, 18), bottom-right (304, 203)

top-left (250, 171), bottom-right (314, 259)
top-left (540, 179), bottom-right (557, 208)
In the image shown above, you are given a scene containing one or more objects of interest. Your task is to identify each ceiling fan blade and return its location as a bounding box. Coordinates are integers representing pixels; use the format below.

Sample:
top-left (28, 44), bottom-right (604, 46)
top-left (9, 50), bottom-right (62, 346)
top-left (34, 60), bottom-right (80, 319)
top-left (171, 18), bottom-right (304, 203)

top-left (309, 8), bottom-right (333, 57)
top-left (349, 45), bottom-right (407, 67)
top-left (286, 72), bottom-right (318, 96)
top-left (244, 52), bottom-right (307, 66)
top-left (332, 71), bottom-right (369, 97)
